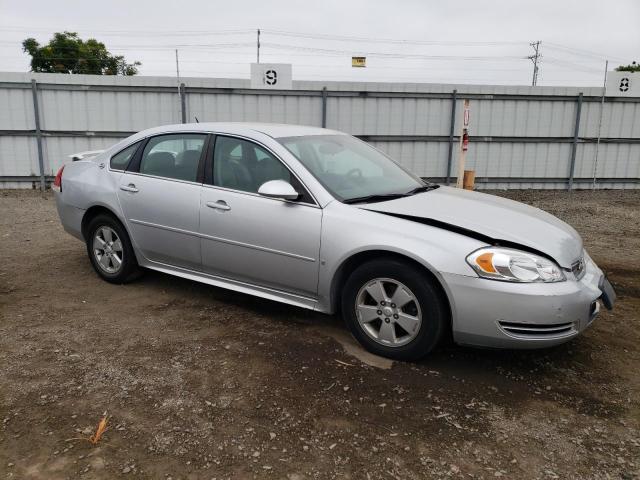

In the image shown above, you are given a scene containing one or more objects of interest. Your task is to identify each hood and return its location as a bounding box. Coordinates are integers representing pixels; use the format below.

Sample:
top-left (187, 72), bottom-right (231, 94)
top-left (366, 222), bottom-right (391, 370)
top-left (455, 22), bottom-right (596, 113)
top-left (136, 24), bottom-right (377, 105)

top-left (361, 186), bottom-right (582, 267)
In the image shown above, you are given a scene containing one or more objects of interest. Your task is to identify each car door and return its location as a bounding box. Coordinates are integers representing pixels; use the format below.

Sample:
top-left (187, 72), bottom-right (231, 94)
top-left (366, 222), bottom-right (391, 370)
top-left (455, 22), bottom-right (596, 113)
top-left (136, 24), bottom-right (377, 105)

top-left (199, 135), bottom-right (322, 297)
top-left (117, 132), bottom-right (208, 270)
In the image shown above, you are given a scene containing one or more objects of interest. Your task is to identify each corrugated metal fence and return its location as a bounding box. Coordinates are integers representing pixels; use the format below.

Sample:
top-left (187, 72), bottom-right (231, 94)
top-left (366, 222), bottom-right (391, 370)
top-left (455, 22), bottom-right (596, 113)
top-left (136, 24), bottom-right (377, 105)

top-left (1, 71), bottom-right (639, 189)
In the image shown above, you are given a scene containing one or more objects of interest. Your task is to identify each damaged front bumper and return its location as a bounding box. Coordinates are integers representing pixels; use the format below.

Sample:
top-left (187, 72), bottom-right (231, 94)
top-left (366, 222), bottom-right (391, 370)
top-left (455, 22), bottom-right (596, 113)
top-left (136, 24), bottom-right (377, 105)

top-left (444, 254), bottom-right (614, 349)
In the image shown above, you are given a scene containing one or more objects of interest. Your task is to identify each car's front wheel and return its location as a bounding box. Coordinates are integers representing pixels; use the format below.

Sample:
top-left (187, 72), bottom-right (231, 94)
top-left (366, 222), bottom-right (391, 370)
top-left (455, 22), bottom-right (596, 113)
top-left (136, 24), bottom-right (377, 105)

top-left (341, 258), bottom-right (448, 361)
top-left (86, 214), bottom-right (140, 284)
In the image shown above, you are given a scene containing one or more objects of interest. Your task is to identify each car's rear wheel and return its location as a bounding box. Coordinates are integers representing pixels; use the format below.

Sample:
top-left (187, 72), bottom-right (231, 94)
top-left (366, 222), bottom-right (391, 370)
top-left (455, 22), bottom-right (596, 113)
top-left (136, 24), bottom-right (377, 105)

top-left (86, 214), bottom-right (140, 284)
top-left (341, 258), bottom-right (448, 361)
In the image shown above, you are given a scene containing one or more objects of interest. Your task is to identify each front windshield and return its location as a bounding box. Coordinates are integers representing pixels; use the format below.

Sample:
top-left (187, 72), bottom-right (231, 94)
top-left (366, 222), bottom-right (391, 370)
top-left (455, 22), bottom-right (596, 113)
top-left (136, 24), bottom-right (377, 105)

top-left (278, 134), bottom-right (426, 202)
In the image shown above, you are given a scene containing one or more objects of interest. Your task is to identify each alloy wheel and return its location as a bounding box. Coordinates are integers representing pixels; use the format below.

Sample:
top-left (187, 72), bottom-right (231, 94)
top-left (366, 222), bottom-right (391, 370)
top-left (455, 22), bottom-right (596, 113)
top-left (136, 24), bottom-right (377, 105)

top-left (92, 226), bottom-right (123, 274)
top-left (355, 278), bottom-right (422, 347)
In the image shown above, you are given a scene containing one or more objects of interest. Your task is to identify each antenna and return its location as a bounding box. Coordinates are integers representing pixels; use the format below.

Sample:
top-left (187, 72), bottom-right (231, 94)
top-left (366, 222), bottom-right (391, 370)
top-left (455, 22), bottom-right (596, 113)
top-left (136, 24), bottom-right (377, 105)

top-left (528, 41), bottom-right (541, 86)
top-left (194, 116), bottom-right (199, 123)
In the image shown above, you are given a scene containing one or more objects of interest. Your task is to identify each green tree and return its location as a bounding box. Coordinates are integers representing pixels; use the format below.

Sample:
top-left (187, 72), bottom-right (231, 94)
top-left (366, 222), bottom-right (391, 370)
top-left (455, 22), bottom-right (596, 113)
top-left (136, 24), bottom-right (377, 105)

top-left (22, 31), bottom-right (141, 75)
top-left (615, 61), bottom-right (639, 73)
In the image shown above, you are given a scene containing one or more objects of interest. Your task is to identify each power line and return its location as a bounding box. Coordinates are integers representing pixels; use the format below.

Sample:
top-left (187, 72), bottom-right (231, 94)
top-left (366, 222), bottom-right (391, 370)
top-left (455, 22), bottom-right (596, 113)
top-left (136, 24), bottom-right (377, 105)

top-left (261, 29), bottom-right (528, 47)
top-left (0, 26), bottom-right (255, 37)
top-left (254, 31), bottom-right (630, 64)
top-left (544, 57), bottom-right (604, 74)
top-left (262, 42), bottom-right (526, 61)
top-left (0, 40), bottom-right (255, 50)
top-left (0, 26), bottom-right (626, 61)
top-left (3, 39), bottom-right (528, 61)
top-left (545, 42), bottom-right (626, 62)
top-left (0, 53), bottom-right (539, 73)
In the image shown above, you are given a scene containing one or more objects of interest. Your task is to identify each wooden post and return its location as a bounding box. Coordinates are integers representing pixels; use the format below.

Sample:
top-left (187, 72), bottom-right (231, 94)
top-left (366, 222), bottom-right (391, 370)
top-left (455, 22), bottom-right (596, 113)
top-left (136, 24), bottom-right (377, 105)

top-left (455, 99), bottom-right (470, 188)
top-left (463, 170), bottom-right (475, 190)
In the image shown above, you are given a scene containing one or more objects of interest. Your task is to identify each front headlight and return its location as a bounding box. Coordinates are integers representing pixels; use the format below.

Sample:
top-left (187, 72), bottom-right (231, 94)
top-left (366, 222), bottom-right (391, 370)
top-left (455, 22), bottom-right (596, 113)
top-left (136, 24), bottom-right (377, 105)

top-left (466, 247), bottom-right (565, 283)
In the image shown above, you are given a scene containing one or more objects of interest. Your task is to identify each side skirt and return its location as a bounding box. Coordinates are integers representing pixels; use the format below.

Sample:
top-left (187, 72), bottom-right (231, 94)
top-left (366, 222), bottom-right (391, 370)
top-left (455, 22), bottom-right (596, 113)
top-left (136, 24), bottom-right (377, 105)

top-left (141, 259), bottom-right (319, 312)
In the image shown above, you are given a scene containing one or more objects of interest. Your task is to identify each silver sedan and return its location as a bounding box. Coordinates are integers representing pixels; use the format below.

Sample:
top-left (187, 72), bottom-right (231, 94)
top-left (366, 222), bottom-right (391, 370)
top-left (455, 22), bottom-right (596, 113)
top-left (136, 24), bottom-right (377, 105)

top-left (53, 123), bottom-right (615, 360)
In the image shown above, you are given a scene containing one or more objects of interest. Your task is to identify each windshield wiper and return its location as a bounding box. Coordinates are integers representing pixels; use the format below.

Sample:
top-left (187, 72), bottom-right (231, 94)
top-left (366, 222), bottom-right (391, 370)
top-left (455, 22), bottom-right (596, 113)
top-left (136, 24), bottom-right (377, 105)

top-left (342, 193), bottom-right (409, 204)
top-left (343, 184), bottom-right (440, 204)
top-left (403, 184), bottom-right (440, 195)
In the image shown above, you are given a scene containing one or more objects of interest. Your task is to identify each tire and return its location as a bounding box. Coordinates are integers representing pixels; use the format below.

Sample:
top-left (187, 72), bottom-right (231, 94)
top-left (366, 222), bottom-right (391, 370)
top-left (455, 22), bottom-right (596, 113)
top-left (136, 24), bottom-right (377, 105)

top-left (85, 213), bottom-right (141, 284)
top-left (341, 258), bottom-right (448, 361)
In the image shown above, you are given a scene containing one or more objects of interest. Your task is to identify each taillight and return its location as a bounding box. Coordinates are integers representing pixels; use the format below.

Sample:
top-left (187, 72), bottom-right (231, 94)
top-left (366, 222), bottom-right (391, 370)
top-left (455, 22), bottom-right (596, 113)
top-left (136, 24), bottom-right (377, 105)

top-left (52, 165), bottom-right (65, 192)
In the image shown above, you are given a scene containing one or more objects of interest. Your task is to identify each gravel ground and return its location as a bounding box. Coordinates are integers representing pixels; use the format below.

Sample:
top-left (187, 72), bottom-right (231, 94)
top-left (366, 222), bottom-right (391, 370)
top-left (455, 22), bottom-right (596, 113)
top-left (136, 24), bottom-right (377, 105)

top-left (0, 188), bottom-right (639, 480)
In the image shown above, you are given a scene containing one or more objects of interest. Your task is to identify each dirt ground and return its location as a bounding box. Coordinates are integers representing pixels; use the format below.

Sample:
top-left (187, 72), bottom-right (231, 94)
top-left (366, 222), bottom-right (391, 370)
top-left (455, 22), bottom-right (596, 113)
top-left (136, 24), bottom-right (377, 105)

top-left (0, 188), bottom-right (639, 480)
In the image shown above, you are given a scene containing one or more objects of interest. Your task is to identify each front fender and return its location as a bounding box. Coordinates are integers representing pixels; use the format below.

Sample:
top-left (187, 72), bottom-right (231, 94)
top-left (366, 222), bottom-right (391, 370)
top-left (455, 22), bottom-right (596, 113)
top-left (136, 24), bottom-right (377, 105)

top-left (316, 202), bottom-right (486, 314)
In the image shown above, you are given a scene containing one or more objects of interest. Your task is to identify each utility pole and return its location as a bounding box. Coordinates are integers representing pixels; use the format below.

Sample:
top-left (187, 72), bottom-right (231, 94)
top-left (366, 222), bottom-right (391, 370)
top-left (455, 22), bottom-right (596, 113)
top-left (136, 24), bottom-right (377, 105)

top-left (592, 60), bottom-right (609, 189)
top-left (175, 49), bottom-right (181, 91)
top-left (175, 49), bottom-right (184, 123)
top-left (528, 41), bottom-right (541, 86)
top-left (256, 29), bottom-right (261, 63)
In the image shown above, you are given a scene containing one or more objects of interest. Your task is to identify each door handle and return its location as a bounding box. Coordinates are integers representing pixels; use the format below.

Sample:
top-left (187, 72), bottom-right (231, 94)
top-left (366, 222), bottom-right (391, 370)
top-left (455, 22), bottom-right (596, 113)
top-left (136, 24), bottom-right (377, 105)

top-left (206, 200), bottom-right (231, 211)
top-left (120, 183), bottom-right (139, 193)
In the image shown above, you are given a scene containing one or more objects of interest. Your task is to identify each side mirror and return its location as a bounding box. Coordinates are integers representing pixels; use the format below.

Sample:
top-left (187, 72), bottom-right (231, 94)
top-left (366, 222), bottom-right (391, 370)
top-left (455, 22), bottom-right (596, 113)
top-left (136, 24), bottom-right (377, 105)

top-left (257, 180), bottom-right (299, 201)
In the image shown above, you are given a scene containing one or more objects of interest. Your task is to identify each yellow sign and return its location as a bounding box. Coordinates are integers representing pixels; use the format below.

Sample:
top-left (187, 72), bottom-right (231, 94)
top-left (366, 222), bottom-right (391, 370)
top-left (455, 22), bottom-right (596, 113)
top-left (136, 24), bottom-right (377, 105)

top-left (352, 57), bottom-right (366, 68)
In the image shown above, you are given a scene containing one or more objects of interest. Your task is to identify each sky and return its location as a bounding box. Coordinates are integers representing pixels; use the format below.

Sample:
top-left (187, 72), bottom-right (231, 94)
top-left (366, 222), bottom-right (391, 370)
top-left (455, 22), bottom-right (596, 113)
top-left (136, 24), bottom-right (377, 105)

top-left (1, 0), bottom-right (638, 86)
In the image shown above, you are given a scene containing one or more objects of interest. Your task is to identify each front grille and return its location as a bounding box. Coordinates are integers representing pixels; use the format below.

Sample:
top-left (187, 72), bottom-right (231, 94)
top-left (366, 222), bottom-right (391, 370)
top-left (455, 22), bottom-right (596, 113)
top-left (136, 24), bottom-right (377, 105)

top-left (498, 321), bottom-right (576, 338)
top-left (571, 255), bottom-right (586, 280)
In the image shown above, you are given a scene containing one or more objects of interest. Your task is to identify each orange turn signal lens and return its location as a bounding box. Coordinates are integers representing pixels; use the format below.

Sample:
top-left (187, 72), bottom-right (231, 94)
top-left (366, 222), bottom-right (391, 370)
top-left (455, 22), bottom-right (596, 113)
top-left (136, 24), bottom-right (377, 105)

top-left (475, 252), bottom-right (497, 273)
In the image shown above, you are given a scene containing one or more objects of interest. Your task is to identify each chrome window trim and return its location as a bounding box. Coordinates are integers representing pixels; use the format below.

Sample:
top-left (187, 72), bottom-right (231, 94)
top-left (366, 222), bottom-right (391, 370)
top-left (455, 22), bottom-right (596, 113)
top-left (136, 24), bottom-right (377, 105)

top-left (109, 129), bottom-right (321, 207)
top-left (119, 170), bottom-right (204, 187)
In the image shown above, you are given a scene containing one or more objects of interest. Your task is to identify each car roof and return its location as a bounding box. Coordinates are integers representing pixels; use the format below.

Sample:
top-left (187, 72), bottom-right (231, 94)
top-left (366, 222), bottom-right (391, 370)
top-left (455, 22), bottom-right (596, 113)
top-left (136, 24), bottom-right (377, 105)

top-left (134, 122), bottom-right (344, 140)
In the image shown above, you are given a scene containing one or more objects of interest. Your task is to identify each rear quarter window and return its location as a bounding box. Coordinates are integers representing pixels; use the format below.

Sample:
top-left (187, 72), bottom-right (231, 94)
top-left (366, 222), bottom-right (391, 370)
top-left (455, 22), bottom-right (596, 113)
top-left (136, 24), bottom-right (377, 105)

top-left (110, 142), bottom-right (140, 171)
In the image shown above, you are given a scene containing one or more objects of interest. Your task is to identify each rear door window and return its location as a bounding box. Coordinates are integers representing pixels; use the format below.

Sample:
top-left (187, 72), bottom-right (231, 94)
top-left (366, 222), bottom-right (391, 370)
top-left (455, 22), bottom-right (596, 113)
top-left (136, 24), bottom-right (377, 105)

top-left (139, 134), bottom-right (206, 182)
